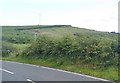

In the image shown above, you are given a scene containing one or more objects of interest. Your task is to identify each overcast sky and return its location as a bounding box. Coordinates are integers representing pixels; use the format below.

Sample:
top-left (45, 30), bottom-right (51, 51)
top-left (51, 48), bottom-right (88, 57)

top-left (0, 0), bottom-right (119, 32)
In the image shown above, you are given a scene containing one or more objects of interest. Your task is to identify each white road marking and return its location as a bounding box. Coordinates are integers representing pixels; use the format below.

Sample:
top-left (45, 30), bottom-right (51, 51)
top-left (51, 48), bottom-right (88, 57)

top-left (3, 60), bottom-right (110, 81)
top-left (0, 68), bottom-right (14, 75)
top-left (25, 64), bottom-right (109, 81)
top-left (37, 66), bottom-right (109, 81)
top-left (2, 60), bottom-right (23, 65)
top-left (25, 64), bottom-right (39, 67)
top-left (26, 79), bottom-right (35, 83)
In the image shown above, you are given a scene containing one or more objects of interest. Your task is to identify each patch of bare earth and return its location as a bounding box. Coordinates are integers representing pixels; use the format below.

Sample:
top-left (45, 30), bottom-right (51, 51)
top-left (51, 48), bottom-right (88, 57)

top-left (29, 29), bottom-right (49, 35)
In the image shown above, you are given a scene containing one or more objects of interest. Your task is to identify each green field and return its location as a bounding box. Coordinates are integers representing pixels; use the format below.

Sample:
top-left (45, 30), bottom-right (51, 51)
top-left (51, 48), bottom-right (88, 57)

top-left (1, 25), bottom-right (119, 82)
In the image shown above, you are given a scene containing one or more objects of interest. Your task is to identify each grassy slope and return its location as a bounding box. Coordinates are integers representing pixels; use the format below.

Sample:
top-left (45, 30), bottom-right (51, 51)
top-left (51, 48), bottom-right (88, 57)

top-left (2, 25), bottom-right (117, 39)
top-left (2, 25), bottom-right (118, 82)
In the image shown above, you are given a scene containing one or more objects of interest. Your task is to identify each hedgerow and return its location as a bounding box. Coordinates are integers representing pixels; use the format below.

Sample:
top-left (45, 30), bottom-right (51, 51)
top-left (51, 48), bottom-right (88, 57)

top-left (21, 34), bottom-right (118, 68)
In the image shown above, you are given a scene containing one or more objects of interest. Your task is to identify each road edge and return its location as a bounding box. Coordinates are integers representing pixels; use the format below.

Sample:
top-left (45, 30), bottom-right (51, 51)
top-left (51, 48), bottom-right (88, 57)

top-left (2, 60), bottom-right (111, 82)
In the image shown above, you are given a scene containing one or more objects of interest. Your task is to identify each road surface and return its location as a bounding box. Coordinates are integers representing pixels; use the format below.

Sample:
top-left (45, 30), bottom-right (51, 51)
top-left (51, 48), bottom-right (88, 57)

top-left (0, 60), bottom-right (111, 82)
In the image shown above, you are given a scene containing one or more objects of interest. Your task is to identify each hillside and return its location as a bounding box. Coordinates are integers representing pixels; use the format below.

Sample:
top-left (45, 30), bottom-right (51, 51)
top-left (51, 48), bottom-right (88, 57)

top-left (2, 25), bottom-right (118, 43)
top-left (1, 25), bottom-right (119, 82)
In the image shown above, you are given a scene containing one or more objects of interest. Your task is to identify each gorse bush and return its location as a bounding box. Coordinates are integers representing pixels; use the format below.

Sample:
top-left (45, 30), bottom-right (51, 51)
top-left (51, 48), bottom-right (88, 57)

top-left (21, 34), bottom-right (118, 68)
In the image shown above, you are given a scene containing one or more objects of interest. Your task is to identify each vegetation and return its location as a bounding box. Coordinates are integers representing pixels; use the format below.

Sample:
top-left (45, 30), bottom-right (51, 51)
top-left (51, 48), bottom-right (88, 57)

top-left (1, 25), bottom-right (119, 82)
